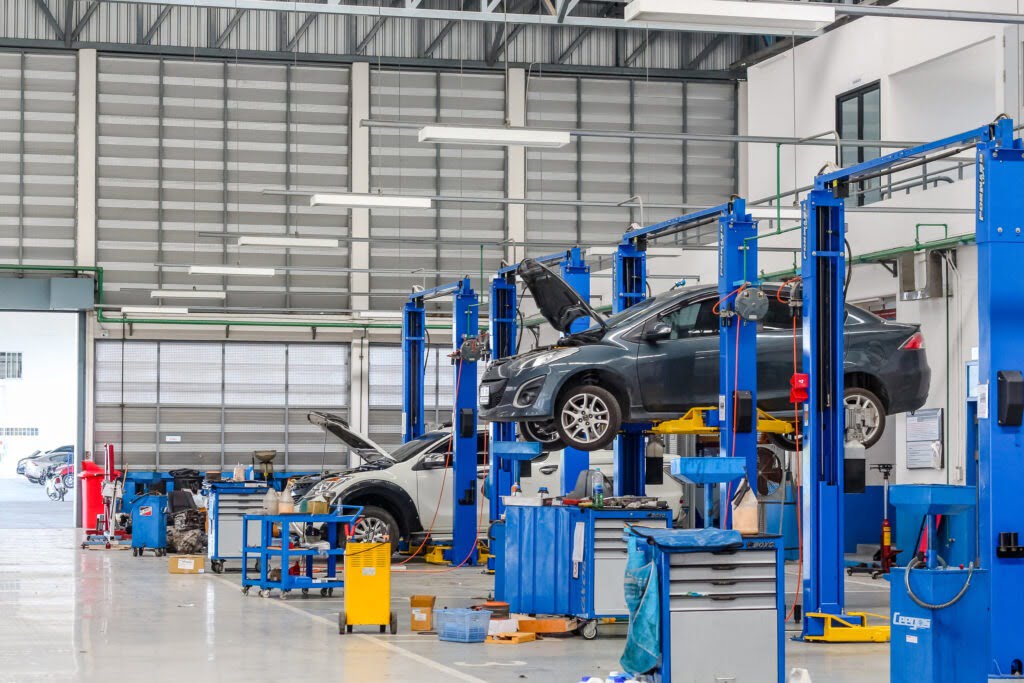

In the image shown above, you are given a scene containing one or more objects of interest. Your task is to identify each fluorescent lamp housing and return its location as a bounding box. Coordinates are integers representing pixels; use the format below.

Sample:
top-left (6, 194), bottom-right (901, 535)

top-left (189, 265), bottom-right (277, 277)
top-left (625, 0), bottom-right (835, 35)
top-left (418, 125), bottom-right (571, 148)
top-left (236, 235), bottom-right (340, 248)
top-left (748, 207), bottom-right (802, 221)
top-left (119, 306), bottom-right (189, 315)
top-left (150, 289), bottom-right (227, 300)
top-left (309, 193), bottom-right (432, 209)
top-left (356, 310), bottom-right (405, 319)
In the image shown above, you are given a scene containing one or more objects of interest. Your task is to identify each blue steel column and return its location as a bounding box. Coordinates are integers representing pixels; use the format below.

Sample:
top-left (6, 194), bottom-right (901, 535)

top-left (452, 278), bottom-right (480, 564)
top-left (402, 298), bottom-right (426, 443)
top-left (612, 240), bottom-right (648, 496)
top-left (799, 188), bottom-right (848, 639)
top-left (489, 273), bottom-right (517, 520)
top-left (559, 246), bottom-right (593, 495)
top-left (975, 119), bottom-right (1024, 677)
top-left (717, 200), bottom-right (759, 526)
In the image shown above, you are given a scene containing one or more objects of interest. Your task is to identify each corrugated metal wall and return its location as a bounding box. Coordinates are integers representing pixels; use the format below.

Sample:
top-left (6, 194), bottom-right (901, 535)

top-left (0, 51), bottom-right (77, 265)
top-left (94, 340), bottom-right (350, 470)
top-left (97, 55), bottom-right (351, 309)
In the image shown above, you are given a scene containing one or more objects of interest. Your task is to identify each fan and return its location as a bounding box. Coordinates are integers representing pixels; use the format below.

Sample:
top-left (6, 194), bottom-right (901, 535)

top-left (756, 446), bottom-right (784, 497)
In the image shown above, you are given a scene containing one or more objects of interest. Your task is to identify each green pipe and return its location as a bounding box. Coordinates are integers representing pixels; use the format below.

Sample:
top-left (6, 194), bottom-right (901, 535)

top-left (760, 232), bottom-right (976, 281)
top-left (742, 224), bottom-right (803, 283)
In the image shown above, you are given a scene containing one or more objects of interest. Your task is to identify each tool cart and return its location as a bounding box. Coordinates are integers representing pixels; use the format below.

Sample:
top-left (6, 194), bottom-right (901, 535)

top-left (240, 506), bottom-right (363, 598)
top-left (206, 481), bottom-right (268, 573)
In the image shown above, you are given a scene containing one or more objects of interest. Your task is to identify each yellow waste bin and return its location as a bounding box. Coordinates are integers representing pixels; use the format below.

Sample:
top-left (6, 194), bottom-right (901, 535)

top-left (339, 541), bottom-right (396, 635)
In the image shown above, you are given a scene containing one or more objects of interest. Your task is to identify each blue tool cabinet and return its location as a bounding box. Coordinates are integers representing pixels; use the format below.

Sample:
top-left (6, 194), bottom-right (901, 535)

top-left (650, 535), bottom-right (784, 683)
top-left (240, 508), bottom-right (362, 598)
top-left (503, 505), bottom-right (671, 636)
top-left (130, 493), bottom-right (167, 557)
top-left (206, 482), bottom-right (269, 573)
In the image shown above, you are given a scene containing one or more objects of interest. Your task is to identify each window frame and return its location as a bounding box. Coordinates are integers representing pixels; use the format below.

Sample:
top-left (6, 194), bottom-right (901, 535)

top-left (836, 81), bottom-right (882, 206)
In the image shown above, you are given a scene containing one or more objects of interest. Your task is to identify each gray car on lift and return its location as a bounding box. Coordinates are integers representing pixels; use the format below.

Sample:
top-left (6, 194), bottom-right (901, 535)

top-left (478, 259), bottom-right (930, 452)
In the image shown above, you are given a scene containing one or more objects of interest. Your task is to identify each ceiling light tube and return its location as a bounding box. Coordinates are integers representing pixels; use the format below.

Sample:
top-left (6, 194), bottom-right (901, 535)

top-left (748, 207), bottom-right (803, 221)
top-left (356, 310), bottom-right (405, 319)
top-left (119, 306), bottom-right (189, 315)
top-left (236, 235), bottom-right (340, 248)
top-left (309, 193), bottom-right (432, 209)
top-left (418, 125), bottom-right (571, 148)
top-left (150, 289), bottom-right (227, 300)
top-left (188, 265), bottom-right (277, 277)
top-left (625, 0), bottom-right (835, 35)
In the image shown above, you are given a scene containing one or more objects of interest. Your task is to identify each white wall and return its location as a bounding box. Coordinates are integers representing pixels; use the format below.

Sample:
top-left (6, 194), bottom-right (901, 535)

top-left (740, 0), bottom-right (1017, 485)
top-left (0, 313), bottom-right (78, 477)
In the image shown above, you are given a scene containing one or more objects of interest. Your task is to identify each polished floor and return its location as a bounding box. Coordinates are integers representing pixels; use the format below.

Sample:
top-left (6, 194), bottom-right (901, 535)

top-left (0, 479), bottom-right (891, 683)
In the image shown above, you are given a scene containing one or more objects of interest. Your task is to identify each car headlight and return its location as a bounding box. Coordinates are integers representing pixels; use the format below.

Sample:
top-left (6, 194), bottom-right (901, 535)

top-left (516, 347), bottom-right (579, 371)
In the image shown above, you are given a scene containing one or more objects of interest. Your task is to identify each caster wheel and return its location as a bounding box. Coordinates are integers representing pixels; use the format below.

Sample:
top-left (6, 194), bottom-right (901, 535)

top-left (380, 625), bottom-right (386, 634)
top-left (389, 611), bottom-right (398, 635)
top-left (328, 588), bottom-right (334, 597)
top-left (301, 588), bottom-right (309, 596)
top-left (846, 568), bottom-right (854, 576)
top-left (81, 543), bottom-right (87, 550)
top-left (105, 542), bottom-right (111, 550)
top-left (258, 590), bottom-right (267, 598)
top-left (338, 611), bottom-right (347, 635)
top-left (242, 586), bottom-right (250, 596)
top-left (280, 592), bottom-right (289, 600)
top-left (347, 625), bottom-right (352, 634)
top-left (212, 561), bottom-right (224, 574)
top-left (320, 588), bottom-right (328, 597)
top-left (132, 547), bottom-right (138, 557)
top-left (579, 620), bottom-right (598, 640)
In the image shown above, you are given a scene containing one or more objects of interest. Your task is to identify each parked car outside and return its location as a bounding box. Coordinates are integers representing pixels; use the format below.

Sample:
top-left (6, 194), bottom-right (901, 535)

top-left (479, 260), bottom-right (930, 452)
top-left (23, 449), bottom-right (74, 484)
top-left (15, 450), bottom-right (43, 476)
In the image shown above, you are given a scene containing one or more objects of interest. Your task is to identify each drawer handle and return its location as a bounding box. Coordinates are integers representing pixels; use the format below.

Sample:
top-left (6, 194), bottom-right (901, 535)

top-left (710, 565), bottom-right (737, 571)
top-left (710, 580), bottom-right (737, 586)
top-left (710, 596), bottom-right (737, 602)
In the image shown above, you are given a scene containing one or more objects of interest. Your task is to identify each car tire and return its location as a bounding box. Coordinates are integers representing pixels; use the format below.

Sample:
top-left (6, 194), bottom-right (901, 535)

top-left (845, 386), bottom-right (886, 449)
top-left (519, 420), bottom-right (567, 451)
top-left (767, 386), bottom-right (886, 451)
top-left (554, 384), bottom-right (622, 452)
top-left (63, 473), bottom-right (74, 489)
top-left (351, 505), bottom-right (400, 554)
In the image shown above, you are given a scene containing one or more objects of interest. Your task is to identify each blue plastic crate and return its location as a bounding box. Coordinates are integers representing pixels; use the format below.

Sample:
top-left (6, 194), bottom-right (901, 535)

top-left (434, 608), bottom-right (492, 643)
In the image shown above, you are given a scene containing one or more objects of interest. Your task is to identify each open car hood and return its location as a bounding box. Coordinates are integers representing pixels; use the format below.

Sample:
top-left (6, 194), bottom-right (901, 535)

top-left (518, 258), bottom-right (606, 334)
top-left (307, 411), bottom-right (395, 463)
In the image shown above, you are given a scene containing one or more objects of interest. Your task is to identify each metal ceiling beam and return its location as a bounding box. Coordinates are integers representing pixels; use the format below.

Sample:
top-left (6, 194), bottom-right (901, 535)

top-left (284, 13), bottom-right (318, 52)
top-left (354, 15), bottom-right (389, 54)
top-left (89, 0), bottom-right (822, 36)
top-left (485, 0), bottom-right (536, 65)
top-left (139, 5), bottom-right (174, 44)
top-left (68, 0), bottom-right (102, 44)
top-left (686, 33), bottom-right (728, 69)
top-left (32, 0), bottom-right (66, 41)
top-left (423, 18), bottom-right (459, 56)
top-left (212, 8), bottom-right (246, 48)
top-left (555, 0), bottom-right (579, 23)
top-left (557, 27), bottom-right (593, 63)
top-left (624, 30), bottom-right (661, 66)
top-left (836, 4), bottom-right (1024, 25)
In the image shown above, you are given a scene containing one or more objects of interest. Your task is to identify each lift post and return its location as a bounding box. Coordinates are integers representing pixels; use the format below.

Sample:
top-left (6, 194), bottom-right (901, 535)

top-left (403, 277), bottom-right (480, 565)
top-left (489, 247), bottom-right (593, 513)
top-left (798, 122), bottom-right (1006, 645)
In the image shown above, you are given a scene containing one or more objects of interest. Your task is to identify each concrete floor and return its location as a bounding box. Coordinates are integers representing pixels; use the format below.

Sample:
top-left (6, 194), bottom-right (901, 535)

top-left (0, 479), bottom-right (892, 683)
top-left (0, 477), bottom-right (74, 529)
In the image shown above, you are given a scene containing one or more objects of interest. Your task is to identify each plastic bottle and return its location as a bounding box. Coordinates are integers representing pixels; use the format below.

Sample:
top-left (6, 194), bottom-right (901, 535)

top-left (732, 481), bottom-right (759, 535)
top-left (592, 469), bottom-right (604, 509)
top-left (511, 483), bottom-right (521, 496)
top-left (262, 488), bottom-right (280, 515)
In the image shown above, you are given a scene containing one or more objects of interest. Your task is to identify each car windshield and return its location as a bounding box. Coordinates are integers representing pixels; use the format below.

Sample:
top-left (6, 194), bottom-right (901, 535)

top-left (582, 291), bottom-right (677, 332)
top-left (388, 431), bottom-right (449, 463)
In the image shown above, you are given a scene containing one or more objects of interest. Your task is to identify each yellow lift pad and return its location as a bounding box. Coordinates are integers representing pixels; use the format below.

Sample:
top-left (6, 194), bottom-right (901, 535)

top-left (650, 406), bottom-right (796, 436)
top-left (802, 612), bottom-right (891, 643)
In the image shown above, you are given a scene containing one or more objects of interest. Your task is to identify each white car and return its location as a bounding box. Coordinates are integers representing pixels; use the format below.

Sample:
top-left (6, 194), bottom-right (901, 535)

top-left (300, 412), bottom-right (491, 551)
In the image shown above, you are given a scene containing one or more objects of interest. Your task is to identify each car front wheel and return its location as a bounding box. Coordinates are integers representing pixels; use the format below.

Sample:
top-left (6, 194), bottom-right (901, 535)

top-left (554, 385), bottom-right (622, 452)
top-left (350, 505), bottom-right (400, 554)
top-left (519, 420), bottom-right (567, 451)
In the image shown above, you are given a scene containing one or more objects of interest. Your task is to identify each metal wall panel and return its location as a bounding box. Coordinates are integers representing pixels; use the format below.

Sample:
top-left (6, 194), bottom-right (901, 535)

top-left (94, 340), bottom-right (349, 470)
top-left (526, 75), bottom-right (736, 247)
top-left (368, 69), bottom-right (505, 311)
top-left (97, 55), bottom-right (350, 309)
top-left (0, 51), bottom-right (77, 265)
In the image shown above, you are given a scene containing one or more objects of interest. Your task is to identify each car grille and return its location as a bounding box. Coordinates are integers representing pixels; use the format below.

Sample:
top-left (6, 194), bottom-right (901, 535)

top-left (480, 379), bottom-right (507, 408)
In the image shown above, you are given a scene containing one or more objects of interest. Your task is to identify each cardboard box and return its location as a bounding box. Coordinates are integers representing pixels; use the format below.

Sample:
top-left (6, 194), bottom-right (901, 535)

top-left (169, 554), bottom-right (206, 574)
top-left (410, 595), bottom-right (436, 631)
top-left (307, 500), bottom-right (330, 515)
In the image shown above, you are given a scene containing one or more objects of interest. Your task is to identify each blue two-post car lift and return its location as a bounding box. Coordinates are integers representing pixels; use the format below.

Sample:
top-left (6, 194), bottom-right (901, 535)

top-left (797, 118), bottom-right (1024, 670)
top-left (402, 277), bottom-right (482, 565)
top-left (488, 246), bottom-right (593, 521)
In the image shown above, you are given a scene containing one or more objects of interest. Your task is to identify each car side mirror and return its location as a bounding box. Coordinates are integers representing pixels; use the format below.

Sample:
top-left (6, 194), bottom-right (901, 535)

top-left (642, 321), bottom-right (673, 342)
top-left (420, 453), bottom-right (448, 470)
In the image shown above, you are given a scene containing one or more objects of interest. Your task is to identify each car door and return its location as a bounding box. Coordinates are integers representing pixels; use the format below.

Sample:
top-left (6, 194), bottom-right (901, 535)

top-left (414, 438), bottom-right (455, 534)
top-left (757, 296), bottom-right (801, 411)
top-left (635, 297), bottom-right (720, 413)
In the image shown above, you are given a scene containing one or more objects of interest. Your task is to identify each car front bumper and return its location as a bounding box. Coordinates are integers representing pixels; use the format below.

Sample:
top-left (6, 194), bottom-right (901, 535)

top-left (478, 370), bottom-right (559, 422)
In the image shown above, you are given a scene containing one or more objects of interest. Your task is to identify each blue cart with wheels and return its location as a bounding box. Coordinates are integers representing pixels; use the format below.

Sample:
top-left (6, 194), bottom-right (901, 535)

top-left (130, 493), bottom-right (168, 557)
top-left (241, 506), bottom-right (363, 599)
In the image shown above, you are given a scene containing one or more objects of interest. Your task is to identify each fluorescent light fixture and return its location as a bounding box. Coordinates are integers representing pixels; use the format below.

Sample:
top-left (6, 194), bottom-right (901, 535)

top-left (119, 306), bottom-right (189, 315)
top-left (356, 310), bottom-right (405, 319)
top-left (418, 125), bottom-right (571, 148)
top-left (150, 289), bottom-right (227, 300)
top-left (309, 193), bottom-right (432, 209)
top-left (625, 0), bottom-right (835, 35)
top-left (748, 207), bottom-right (803, 221)
top-left (236, 235), bottom-right (340, 248)
top-left (189, 265), bottom-right (277, 277)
